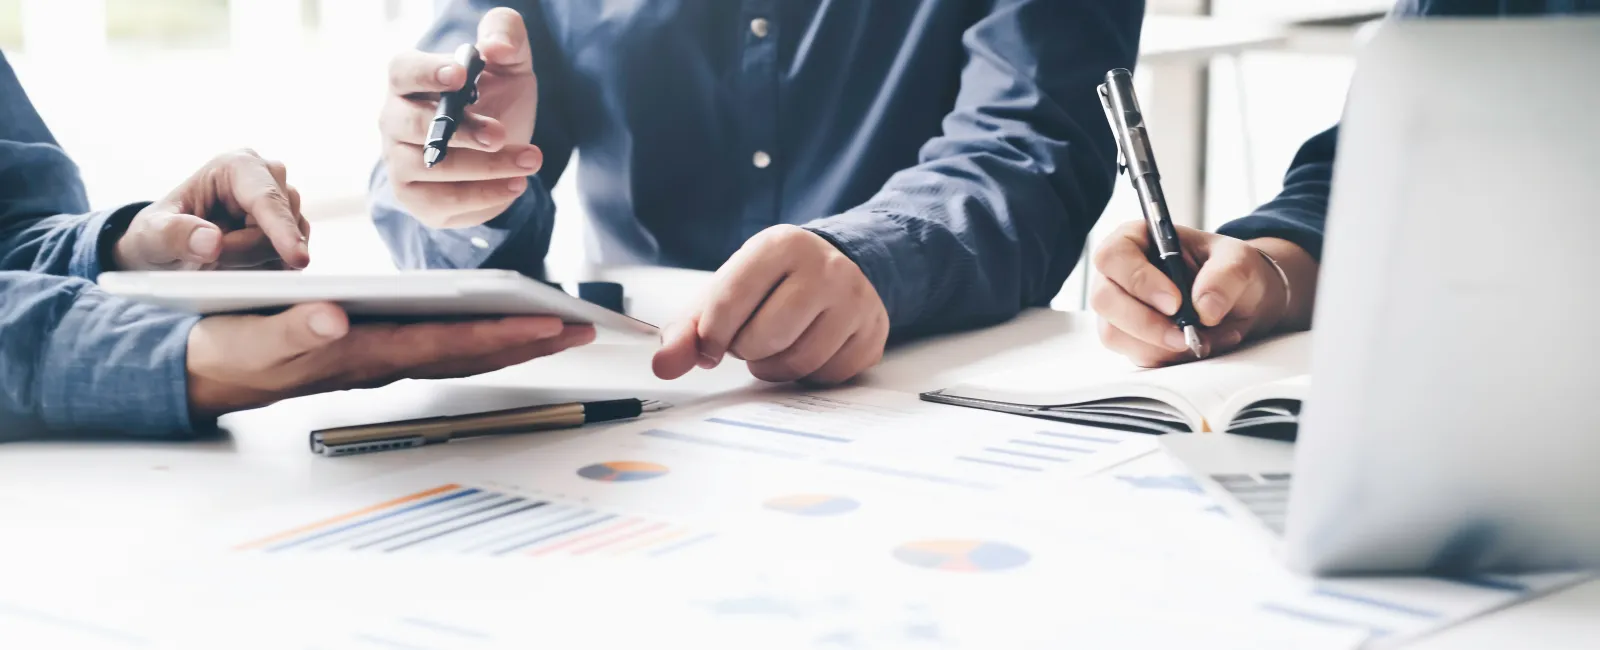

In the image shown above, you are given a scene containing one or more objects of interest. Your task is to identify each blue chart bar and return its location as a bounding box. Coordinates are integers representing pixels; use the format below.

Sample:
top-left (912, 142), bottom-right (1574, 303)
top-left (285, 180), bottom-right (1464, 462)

top-left (1008, 439), bottom-right (1094, 454)
top-left (1310, 588), bottom-right (1444, 619)
top-left (245, 484), bottom-right (711, 559)
top-left (1258, 603), bottom-right (1392, 638)
top-left (1032, 430), bottom-right (1122, 445)
top-left (639, 428), bottom-right (805, 459)
top-left (955, 456), bottom-right (1044, 472)
top-left (981, 447), bottom-right (1071, 463)
top-left (705, 417), bottom-right (854, 443)
top-left (266, 487), bottom-right (486, 552)
top-left (827, 459), bottom-right (996, 490)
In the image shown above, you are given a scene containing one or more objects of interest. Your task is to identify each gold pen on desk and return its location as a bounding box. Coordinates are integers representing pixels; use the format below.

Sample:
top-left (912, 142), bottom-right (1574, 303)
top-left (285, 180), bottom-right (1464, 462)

top-left (310, 399), bottom-right (670, 457)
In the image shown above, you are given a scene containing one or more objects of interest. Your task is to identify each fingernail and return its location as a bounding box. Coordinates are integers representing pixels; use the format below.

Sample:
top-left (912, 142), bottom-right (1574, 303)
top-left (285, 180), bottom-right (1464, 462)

top-left (698, 353), bottom-right (721, 370)
top-left (295, 241), bottom-right (310, 267)
top-left (506, 177), bottom-right (527, 193)
top-left (515, 149), bottom-right (541, 170)
top-left (188, 228), bottom-right (220, 257)
top-left (1196, 293), bottom-right (1225, 321)
top-left (1163, 328), bottom-right (1188, 352)
top-left (1227, 330), bottom-right (1245, 347)
top-left (436, 65), bottom-right (458, 86)
top-left (1150, 292), bottom-right (1180, 316)
top-left (308, 310), bottom-right (344, 339)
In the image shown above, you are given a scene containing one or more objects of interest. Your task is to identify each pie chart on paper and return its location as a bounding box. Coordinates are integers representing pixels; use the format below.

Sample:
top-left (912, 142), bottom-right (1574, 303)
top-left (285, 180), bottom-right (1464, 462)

top-left (892, 539), bottom-right (1031, 573)
top-left (763, 494), bottom-right (861, 517)
top-left (576, 461), bottom-right (670, 482)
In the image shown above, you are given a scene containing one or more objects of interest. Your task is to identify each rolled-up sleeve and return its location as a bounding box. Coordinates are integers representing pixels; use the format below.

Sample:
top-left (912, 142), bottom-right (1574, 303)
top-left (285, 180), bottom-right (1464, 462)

top-left (806, 0), bottom-right (1143, 335)
top-left (0, 272), bottom-right (198, 441)
top-left (1216, 125), bottom-right (1337, 261)
top-left (0, 51), bottom-right (145, 280)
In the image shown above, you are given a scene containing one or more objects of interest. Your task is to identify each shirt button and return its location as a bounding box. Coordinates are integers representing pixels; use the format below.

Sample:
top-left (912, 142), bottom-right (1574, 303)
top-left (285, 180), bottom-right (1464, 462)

top-left (750, 17), bottom-right (769, 38)
top-left (470, 236), bottom-right (490, 249)
top-left (752, 150), bottom-right (772, 169)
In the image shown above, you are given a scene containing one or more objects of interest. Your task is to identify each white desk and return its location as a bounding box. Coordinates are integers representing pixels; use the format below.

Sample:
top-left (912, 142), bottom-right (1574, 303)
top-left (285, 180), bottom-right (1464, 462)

top-left (1, 267), bottom-right (1593, 647)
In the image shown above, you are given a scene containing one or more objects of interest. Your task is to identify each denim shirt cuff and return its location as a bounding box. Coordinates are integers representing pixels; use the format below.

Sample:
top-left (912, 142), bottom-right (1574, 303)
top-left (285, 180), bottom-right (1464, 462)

top-left (70, 201), bottom-right (149, 281)
top-left (39, 288), bottom-right (199, 437)
top-left (804, 211), bottom-right (925, 329)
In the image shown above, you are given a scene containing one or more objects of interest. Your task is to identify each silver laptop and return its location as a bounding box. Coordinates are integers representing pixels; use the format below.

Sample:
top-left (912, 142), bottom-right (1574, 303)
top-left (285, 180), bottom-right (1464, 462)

top-left (1163, 17), bottom-right (1600, 576)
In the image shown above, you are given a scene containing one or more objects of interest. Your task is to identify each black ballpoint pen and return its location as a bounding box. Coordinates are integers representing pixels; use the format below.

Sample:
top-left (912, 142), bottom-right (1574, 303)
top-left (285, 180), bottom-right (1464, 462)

top-left (1097, 68), bottom-right (1205, 359)
top-left (424, 43), bottom-right (487, 168)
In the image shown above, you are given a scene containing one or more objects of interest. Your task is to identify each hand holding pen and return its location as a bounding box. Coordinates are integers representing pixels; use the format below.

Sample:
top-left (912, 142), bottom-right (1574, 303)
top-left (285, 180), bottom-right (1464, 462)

top-left (1090, 69), bottom-right (1298, 367)
top-left (379, 7), bottom-right (542, 229)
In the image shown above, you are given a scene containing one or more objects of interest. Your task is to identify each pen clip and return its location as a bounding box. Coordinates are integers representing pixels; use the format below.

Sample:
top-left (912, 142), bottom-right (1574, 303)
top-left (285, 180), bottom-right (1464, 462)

top-left (313, 436), bottom-right (429, 457)
top-left (1097, 83), bottom-right (1127, 174)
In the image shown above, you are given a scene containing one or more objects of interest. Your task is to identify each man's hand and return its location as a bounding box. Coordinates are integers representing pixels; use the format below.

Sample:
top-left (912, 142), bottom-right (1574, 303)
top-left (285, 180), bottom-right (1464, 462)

top-left (653, 225), bottom-right (889, 385)
top-left (380, 7), bottom-right (541, 229)
top-left (1090, 221), bottom-right (1312, 367)
top-left (186, 303), bottom-right (596, 419)
top-left (114, 149), bottom-right (309, 271)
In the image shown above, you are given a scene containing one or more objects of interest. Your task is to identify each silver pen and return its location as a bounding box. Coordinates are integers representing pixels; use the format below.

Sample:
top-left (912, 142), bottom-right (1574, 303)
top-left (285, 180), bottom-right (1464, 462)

top-left (1097, 68), bottom-right (1205, 358)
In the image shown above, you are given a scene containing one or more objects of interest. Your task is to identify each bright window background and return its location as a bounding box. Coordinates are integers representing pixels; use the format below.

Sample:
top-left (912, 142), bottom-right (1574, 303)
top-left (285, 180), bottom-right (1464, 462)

top-left (2, 0), bottom-right (1379, 303)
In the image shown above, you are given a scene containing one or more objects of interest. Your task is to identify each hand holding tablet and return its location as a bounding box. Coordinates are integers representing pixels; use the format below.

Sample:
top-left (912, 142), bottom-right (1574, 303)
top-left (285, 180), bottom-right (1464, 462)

top-left (97, 269), bottom-right (659, 339)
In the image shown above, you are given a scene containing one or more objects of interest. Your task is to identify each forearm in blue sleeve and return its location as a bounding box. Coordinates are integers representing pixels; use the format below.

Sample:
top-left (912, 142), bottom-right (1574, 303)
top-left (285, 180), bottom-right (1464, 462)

top-left (0, 272), bottom-right (198, 441)
top-left (369, 0), bottom-right (575, 279)
top-left (807, 0), bottom-right (1142, 336)
top-left (0, 89), bottom-right (146, 280)
top-left (1217, 125), bottom-right (1338, 261)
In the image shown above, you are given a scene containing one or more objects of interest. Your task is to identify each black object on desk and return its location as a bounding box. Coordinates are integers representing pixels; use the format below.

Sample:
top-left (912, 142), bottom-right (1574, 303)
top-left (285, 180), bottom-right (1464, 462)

top-left (424, 43), bottom-right (487, 168)
top-left (1097, 68), bottom-right (1205, 359)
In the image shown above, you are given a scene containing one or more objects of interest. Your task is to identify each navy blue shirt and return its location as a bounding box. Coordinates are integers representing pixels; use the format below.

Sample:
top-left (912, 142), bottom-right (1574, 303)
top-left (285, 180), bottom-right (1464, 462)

top-left (372, 0), bottom-right (1144, 335)
top-left (1218, 0), bottom-right (1600, 258)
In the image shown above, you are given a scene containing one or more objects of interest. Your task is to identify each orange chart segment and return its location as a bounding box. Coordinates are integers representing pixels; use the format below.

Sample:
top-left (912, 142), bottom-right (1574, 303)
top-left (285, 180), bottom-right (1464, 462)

top-left (576, 461), bottom-right (670, 482)
top-left (763, 494), bottom-right (861, 517)
top-left (233, 484), bottom-right (462, 551)
top-left (234, 484), bottom-right (713, 559)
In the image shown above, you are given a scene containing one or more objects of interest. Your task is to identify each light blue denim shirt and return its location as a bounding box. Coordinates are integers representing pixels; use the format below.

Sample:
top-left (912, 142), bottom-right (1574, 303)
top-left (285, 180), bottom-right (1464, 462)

top-left (0, 50), bottom-right (198, 440)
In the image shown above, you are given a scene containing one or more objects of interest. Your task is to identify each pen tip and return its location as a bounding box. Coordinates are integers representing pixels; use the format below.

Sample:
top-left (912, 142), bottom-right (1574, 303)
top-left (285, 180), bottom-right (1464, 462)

top-left (424, 147), bottom-right (442, 168)
top-left (1183, 326), bottom-right (1205, 360)
top-left (641, 400), bottom-right (672, 412)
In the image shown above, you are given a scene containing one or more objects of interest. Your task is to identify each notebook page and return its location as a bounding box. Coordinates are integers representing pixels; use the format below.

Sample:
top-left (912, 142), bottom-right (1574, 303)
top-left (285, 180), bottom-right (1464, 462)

top-left (933, 332), bottom-right (1312, 431)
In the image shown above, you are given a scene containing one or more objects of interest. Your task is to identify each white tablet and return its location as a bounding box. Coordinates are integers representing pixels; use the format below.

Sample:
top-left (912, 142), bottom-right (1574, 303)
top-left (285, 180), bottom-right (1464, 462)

top-left (97, 270), bottom-right (659, 339)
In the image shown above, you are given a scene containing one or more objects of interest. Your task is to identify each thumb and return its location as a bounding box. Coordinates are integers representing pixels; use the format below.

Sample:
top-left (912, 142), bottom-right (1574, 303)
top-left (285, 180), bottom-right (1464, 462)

top-left (477, 7), bottom-right (532, 73)
top-left (248, 302), bottom-right (350, 366)
top-left (652, 314), bottom-right (715, 380)
top-left (127, 211), bottom-right (223, 270)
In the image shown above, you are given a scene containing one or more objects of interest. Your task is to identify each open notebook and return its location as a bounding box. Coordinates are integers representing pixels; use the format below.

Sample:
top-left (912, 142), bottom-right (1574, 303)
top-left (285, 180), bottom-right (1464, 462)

top-left (921, 333), bottom-right (1310, 438)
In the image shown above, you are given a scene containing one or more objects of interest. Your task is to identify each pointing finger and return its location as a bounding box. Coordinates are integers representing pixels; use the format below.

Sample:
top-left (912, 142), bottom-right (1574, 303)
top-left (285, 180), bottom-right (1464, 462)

top-left (226, 154), bottom-right (309, 268)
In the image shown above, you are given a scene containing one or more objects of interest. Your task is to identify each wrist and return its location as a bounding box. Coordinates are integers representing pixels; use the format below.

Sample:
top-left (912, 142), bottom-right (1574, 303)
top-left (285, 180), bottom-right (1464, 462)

top-left (100, 201), bottom-right (151, 274)
top-left (1248, 237), bottom-right (1319, 333)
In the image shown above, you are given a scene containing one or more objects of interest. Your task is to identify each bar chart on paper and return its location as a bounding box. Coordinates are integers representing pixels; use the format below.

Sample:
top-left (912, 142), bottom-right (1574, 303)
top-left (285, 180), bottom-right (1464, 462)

top-left (233, 483), bottom-right (717, 559)
top-left (633, 388), bottom-right (1158, 493)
